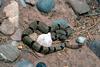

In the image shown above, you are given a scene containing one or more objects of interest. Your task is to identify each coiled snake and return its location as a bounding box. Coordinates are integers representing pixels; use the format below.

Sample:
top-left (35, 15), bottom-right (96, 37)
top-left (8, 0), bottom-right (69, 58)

top-left (22, 21), bottom-right (82, 54)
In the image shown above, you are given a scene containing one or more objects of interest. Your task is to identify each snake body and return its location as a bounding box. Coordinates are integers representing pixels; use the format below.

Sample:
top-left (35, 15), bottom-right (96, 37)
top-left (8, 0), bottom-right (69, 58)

top-left (22, 21), bottom-right (82, 54)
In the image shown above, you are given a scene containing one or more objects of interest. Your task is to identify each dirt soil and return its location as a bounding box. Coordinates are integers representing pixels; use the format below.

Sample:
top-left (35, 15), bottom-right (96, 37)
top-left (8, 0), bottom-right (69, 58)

top-left (0, 0), bottom-right (100, 67)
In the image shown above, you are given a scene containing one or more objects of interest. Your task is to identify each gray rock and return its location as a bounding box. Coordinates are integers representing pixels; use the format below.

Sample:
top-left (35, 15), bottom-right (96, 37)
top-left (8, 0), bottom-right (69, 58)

top-left (0, 41), bottom-right (20, 62)
top-left (19, 0), bottom-right (27, 7)
top-left (0, 0), bottom-right (2, 7)
top-left (11, 29), bottom-right (22, 41)
top-left (15, 60), bottom-right (34, 67)
top-left (67, 0), bottom-right (90, 14)
top-left (0, 20), bottom-right (15, 35)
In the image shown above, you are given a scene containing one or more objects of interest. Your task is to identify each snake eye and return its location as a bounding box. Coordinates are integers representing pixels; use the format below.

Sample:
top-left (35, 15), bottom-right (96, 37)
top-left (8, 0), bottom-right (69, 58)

top-left (58, 24), bottom-right (60, 29)
top-left (48, 26), bottom-right (51, 32)
top-left (37, 21), bottom-right (39, 24)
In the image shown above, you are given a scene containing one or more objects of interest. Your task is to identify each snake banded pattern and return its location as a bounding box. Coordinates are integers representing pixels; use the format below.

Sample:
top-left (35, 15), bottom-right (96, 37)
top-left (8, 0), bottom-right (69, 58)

top-left (22, 21), bottom-right (82, 54)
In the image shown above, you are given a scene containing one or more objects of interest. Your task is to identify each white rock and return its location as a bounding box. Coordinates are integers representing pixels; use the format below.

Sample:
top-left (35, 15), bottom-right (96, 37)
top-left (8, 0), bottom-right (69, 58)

top-left (37, 33), bottom-right (52, 47)
top-left (11, 29), bottom-right (22, 41)
top-left (76, 36), bottom-right (87, 44)
top-left (3, 0), bottom-right (19, 28)
top-left (0, 20), bottom-right (15, 35)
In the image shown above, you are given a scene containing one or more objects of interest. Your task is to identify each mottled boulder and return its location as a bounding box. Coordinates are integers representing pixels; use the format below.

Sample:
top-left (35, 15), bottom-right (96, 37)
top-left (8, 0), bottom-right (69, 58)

top-left (3, 0), bottom-right (19, 28)
top-left (36, 0), bottom-right (55, 13)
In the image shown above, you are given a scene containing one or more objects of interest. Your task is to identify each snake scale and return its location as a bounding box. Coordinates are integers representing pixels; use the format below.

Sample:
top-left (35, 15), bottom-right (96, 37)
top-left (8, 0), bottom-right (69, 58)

top-left (22, 20), bottom-right (82, 54)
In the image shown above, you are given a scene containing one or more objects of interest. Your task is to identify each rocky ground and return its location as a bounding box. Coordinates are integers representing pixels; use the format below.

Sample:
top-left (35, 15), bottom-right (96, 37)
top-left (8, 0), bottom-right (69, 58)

top-left (0, 0), bottom-right (100, 67)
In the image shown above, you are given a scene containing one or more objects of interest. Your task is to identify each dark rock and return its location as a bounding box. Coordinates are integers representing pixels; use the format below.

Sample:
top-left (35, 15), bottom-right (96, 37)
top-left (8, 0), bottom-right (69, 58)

top-left (87, 40), bottom-right (100, 58)
top-left (36, 0), bottom-right (55, 13)
top-left (36, 62), bottom-right (47, 67)
top-left (97, 0), bottom-right (100, 3)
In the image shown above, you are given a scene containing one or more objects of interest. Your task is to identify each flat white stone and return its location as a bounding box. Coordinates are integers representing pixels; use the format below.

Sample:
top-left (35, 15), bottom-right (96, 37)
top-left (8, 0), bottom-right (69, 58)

top-left (36, 33), bottom-right (52, 47)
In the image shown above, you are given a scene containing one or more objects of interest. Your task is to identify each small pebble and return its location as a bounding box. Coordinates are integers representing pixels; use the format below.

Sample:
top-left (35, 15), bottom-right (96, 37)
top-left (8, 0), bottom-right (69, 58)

top-left (76, 36), bottom-right (87, 44)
